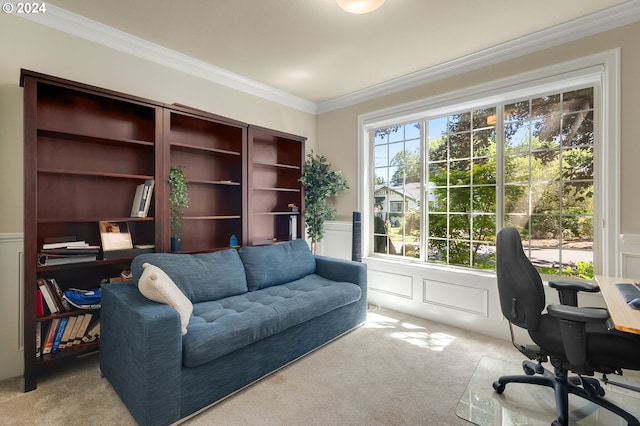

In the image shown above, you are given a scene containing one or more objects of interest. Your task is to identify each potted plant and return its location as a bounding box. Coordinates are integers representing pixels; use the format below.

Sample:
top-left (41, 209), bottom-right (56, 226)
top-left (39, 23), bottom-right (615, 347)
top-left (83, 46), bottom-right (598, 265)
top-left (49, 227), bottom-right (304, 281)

top-left (169, 165), bottom-right (189, 252)
top-left (299, 151), bottom-right (348, 254)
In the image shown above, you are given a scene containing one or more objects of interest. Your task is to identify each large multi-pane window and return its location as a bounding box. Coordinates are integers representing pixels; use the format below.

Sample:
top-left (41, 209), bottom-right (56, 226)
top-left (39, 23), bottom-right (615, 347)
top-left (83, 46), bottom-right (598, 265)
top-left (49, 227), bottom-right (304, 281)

top-left (372, 88), bottom-right (595, 278)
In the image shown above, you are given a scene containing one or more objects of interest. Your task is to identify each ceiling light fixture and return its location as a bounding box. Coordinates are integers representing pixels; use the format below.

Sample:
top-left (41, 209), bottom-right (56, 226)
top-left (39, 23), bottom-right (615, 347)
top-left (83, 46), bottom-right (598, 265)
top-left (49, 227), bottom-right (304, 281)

top-left (336, 0), bottom-right (385, 14)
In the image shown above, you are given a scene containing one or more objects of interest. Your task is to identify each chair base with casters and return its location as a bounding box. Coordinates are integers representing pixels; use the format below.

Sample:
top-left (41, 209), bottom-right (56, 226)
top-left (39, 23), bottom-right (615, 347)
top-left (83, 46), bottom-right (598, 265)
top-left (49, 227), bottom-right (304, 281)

top-left (493, 358), bottom-right (639, 426)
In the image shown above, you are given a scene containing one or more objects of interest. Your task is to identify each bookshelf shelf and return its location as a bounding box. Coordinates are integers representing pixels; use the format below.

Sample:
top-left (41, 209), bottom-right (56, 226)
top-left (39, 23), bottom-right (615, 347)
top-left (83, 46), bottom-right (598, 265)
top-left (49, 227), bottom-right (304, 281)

top-left (253, 161), bottom-right (301, 170)
top-left (170, 141), bottom-right (241, 157)
top-left (38, 128), bottom-right (155, 147)
top-left (37, 217), bottom-right (155, 224)
top-left (253, 187), bottom-right (301, 192)
top-left (38, 342), bottom-right (100, 365)
top-left (37, 168), bottom-right (154, 181)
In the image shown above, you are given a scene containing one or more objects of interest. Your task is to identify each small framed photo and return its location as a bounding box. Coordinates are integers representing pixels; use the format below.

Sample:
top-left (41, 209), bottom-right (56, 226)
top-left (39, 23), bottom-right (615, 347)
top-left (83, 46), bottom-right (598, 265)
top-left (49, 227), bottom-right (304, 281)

top-left (99, 221), bottom-right (134, 251)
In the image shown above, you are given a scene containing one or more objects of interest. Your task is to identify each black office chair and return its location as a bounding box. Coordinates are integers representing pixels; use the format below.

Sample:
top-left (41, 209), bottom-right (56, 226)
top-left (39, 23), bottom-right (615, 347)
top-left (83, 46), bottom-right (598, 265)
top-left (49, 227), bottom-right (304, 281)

top-left (493, 226), bottom-right (640, 426)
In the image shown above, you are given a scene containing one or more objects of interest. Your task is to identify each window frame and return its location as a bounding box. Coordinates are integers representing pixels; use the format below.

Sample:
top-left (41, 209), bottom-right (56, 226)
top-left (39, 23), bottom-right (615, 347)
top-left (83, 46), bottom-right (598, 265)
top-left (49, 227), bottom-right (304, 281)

top-left (358, 50), bottom-right (620, 276)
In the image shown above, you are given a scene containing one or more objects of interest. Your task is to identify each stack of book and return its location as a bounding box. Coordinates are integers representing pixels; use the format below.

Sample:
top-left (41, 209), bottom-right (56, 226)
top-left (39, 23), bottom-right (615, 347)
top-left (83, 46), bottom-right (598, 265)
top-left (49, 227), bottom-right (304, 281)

top-left (36, 278), bottom-right (71, 315)
top-left (38, 237), bottom-right (99, 266)
top-left (37, 312), bottom-right (100, 357)
top-left (131, 179), bottom-right (155, 218)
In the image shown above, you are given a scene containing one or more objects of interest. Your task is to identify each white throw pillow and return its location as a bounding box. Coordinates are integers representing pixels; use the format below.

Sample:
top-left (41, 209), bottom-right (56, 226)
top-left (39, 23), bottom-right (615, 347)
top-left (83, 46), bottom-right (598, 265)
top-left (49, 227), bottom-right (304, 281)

top-left (138, 262), bottom-right (193, 336)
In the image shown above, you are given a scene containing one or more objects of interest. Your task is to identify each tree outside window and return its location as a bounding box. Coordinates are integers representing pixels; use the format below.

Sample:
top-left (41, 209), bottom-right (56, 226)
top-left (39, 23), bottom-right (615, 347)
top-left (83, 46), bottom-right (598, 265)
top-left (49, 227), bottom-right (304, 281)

top-left (372, 88), bottom-right (594, 278)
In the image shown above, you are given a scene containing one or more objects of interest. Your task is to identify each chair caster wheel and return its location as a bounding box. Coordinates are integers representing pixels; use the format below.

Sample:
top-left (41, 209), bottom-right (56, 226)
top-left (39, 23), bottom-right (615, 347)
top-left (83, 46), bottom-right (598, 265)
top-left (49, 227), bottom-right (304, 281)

top-left (493, 381), bottom-right (505, 394)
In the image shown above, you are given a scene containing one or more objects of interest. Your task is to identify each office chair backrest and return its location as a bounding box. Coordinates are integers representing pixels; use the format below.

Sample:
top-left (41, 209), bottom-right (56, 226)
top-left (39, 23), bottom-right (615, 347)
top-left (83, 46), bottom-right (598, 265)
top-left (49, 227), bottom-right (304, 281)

top-left (496, 227), bottom-right (546, 331)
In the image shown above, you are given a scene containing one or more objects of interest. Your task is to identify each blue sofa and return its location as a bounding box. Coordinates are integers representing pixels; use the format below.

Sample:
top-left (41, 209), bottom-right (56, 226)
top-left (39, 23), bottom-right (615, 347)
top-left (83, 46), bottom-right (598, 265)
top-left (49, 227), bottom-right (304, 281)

top-left (100, 239), bottom-right (367, 426)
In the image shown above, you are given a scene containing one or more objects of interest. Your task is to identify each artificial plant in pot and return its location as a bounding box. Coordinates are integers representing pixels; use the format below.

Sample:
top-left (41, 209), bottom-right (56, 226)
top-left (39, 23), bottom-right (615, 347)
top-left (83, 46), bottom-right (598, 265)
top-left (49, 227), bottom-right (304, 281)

top-left (299, 151), bottom-right (348, 254)
top-left (169, 165), bottom-right (189, 252)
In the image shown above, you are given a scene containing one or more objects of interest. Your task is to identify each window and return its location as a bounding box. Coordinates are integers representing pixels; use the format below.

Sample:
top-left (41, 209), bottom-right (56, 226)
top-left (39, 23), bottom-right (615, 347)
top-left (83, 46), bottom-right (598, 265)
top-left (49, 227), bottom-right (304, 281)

top-left (370, 86), bottom-right (597, 278)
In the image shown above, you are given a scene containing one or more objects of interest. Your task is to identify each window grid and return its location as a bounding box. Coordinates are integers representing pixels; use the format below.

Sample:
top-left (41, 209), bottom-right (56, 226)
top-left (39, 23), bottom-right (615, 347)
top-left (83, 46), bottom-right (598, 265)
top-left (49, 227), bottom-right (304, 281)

top-left (372, 88), bottom-right (594, 277)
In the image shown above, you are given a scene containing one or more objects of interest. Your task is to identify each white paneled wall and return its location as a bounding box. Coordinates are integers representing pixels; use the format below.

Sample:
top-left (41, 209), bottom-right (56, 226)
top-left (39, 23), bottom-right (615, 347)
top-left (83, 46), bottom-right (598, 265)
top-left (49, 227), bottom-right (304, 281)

top-left (320, 222), bottom-right (638, 341)
top-left (0, 233), bottom-right (24, 381)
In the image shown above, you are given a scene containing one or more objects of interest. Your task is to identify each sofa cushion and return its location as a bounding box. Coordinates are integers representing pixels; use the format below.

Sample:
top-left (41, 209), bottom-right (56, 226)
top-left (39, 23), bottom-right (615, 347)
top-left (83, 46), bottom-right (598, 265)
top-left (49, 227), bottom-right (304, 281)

top-left (138, 262), bottom-right (193, 336)
top-left (182, 274), bottom-right (361, 367)
top-left (238, 239), bottom-right (316, 291)
top-left (132, 250), bottom-right (248, 303)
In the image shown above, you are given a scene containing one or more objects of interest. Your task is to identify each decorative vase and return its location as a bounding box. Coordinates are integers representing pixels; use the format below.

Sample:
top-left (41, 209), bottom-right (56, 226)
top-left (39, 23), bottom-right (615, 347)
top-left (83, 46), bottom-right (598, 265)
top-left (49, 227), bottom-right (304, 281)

top-left (170, 236), bottom-right (182, 253)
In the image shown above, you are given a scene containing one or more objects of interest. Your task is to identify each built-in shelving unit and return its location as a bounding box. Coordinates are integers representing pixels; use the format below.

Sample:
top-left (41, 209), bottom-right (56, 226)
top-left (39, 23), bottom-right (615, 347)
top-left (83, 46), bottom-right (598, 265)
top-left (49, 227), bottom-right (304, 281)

top-left (247, 125), bottom-right (306, 245)
top-left (21, 69), bottom-right (164, 392)
top-left (163, 104), bottom-right (247, 252)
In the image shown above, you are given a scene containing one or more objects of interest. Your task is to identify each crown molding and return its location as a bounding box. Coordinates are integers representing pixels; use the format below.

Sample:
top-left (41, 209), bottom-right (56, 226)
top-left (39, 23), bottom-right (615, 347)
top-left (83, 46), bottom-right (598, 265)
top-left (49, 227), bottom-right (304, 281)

top-left (17, 1), bottom-right (640, 115)
top-left (316, 0), bottom-right (640, 113)
top-left (17, 4), bottom-right (318, 114)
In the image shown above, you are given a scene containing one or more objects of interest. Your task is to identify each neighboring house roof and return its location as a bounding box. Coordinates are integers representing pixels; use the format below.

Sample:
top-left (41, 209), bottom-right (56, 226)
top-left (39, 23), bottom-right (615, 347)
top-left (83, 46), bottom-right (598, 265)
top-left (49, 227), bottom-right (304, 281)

top-left (374, 182), bottom-right (421, 203)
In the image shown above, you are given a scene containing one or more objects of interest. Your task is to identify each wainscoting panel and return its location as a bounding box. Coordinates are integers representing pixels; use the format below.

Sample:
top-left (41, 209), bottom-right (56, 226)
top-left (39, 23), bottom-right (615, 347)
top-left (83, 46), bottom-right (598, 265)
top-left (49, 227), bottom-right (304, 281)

top-left (369, 269), bottom-right (413, 299)
top-left (423, 279), bottom-right (488, 316)
top-left (317, 220), bottom-right (353, 260)
top-left (621, 253), bottom-right (640, 279)
top-left (0, 232), bottom-right (24, 381)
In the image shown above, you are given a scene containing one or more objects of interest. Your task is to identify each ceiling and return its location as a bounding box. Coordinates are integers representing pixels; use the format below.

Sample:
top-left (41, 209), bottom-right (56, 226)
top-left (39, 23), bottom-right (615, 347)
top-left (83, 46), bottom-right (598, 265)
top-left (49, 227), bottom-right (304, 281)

top-left (44, 0), bottom-right (635, 108)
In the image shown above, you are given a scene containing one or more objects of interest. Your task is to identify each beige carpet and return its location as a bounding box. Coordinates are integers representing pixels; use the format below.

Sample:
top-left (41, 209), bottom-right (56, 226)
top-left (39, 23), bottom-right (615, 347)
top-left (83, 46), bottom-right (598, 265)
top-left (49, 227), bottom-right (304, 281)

top-left (3, 307), bottom-right (625, 426)
top-left (456, 356), bottom-right (640, 425)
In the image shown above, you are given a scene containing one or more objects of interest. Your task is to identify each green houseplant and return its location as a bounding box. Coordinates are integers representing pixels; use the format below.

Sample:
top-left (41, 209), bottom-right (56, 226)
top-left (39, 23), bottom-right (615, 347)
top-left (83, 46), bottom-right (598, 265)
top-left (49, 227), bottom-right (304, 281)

top-left (169, 165), bottom-right (189, 252)
top-left (299, 151), bottom-right (348, 254)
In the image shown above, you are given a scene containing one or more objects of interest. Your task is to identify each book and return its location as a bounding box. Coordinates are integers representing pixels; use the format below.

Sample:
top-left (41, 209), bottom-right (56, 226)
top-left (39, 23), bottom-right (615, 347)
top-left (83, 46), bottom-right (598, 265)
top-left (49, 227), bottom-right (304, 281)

top-left (46, 278), bottom-right (72, 312)
top-left (83, 319), bottom-right (100, 343)
top-left (40, 247), bottom-right (100, 255)
top-left (38, 254), bottom-right (97, 266)
top-left (51, 317), bottom-right (68, 352)
top-left (74, 313), bottom-right (93, 345)
top-left (36, 322), bottom-right (42, 358)
top-left (66, 314), bottom-right (84, 347)
top-left (37, 279), bottom-right (58, 314)
top-left (42, 318), bottom-right (60, 355)
top-left (42, 237), bottom-right (89, 250)
top-left (36, 289), bottom-right (44, 317)
top-left (130, 183), bottom-right (145, 217)
top-left (59, 316), bottom-right (77, 349)
top-left (99, 221), bottom-right (133, 251)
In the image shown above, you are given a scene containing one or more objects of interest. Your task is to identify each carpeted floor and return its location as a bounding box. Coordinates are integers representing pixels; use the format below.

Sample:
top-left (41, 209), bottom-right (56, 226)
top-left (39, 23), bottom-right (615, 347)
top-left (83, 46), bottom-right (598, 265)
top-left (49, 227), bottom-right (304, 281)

top-left (456, 357), bottom-right (640, 426)
top-left (1, 307), bottom-right (638, 425)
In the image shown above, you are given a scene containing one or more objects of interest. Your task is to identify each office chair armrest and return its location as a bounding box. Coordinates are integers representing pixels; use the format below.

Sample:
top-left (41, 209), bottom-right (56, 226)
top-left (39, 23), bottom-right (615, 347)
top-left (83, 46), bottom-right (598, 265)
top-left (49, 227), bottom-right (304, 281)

top-left (547, 304), bottom-right (610, 372)
top-left (547, 304), bottom-right (609, 323)
top-left (548, 280), bottom-right (600, 306)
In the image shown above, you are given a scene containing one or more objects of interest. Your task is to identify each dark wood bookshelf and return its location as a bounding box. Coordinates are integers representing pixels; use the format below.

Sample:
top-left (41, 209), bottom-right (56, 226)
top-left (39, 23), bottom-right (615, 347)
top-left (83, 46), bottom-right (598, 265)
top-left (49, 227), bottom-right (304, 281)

top-left (163, 104), bottom-right (247, 253)
top-left (22, 69), bottom-right (163, 392)
top-left (247, 125), bottom-right (305, 245)
top-left (21, 70), bottom-right (306, 391)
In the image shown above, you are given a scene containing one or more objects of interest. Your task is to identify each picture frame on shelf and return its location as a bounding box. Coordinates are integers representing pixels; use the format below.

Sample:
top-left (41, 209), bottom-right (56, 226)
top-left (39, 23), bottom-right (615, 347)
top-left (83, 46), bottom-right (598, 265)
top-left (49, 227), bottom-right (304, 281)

top-left (99, 221), bottom-right (134, 252)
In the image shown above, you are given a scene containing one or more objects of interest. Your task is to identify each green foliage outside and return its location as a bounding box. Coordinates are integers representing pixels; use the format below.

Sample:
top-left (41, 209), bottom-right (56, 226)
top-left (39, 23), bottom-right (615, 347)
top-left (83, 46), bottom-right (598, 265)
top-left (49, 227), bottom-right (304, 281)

top-left (375, 90), bottom-right (595, 279)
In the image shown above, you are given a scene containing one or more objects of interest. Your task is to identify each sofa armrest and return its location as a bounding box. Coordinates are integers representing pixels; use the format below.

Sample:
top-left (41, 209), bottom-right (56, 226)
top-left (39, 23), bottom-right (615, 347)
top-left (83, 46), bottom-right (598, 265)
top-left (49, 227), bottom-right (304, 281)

top-left (315, 255), bottom-right (367, 294)
top-left (101, 283), bottom-right (183, 426)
